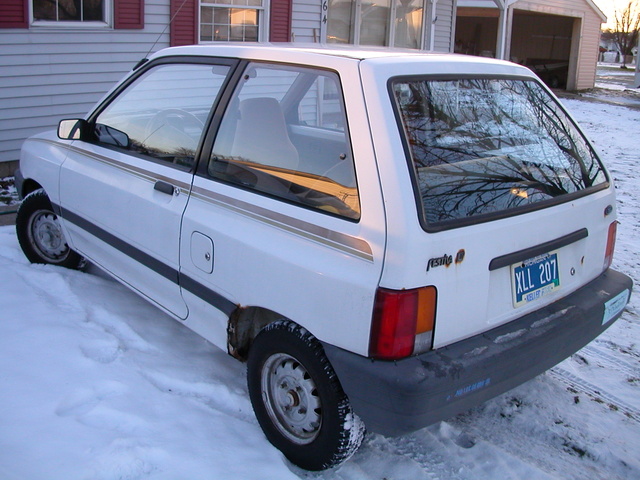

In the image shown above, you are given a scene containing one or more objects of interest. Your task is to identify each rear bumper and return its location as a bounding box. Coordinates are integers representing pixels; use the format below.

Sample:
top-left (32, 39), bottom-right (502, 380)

top-left (322, 269), bottom-right (632, 436)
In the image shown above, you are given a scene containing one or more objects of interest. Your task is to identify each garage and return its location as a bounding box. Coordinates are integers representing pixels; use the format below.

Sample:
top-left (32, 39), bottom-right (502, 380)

top-left (455, 0), bottom-right (606, 91)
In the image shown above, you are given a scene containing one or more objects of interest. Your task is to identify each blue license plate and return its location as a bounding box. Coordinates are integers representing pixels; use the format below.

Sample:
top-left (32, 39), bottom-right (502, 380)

top-left (511, 252), bottom-right (560, 307)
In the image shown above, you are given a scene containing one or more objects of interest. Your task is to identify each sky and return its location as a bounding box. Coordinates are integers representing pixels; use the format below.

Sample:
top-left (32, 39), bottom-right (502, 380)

top-left (593, 0), bottom-right (628, 29)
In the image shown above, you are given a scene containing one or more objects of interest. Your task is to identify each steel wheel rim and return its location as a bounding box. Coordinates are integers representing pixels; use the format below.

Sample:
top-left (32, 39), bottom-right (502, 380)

top-left (261, 353), bottom-right (322, 445)
top-left (28, 209), bottom-right (69, 262)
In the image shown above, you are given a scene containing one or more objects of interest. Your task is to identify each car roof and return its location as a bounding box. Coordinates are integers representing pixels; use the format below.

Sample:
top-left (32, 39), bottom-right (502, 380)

top-left (152, 43), bottom-right (436, 61)
top-left (148, 43), bottom-right (534, 78)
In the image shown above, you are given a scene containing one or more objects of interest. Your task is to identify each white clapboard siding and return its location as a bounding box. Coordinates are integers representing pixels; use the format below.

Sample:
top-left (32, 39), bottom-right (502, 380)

top-left (433, 0), bottom-right (455, 52)
top-left (292, 0), bottom-right (322, 43)
top-left (0, 1), bottom-right (171, 164)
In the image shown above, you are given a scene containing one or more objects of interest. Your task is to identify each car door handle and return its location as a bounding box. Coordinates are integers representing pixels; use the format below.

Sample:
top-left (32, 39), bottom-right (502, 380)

top-left (154, 180), bottom-right (176, 196)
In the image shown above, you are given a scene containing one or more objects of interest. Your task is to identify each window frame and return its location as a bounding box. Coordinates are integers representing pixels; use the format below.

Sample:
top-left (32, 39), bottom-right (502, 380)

top-left (30, 0), bottom-right (112, 28)
top-left (85, 56), bottom-right (241, 172)
top-left (198, 0), bottom-right (269, 43)
top-left (325, 0), bottom-right (426, 49)
top-left (199, 60), bottom-right (361, 222)
top-left (388, 73), bottom-right (611, 233)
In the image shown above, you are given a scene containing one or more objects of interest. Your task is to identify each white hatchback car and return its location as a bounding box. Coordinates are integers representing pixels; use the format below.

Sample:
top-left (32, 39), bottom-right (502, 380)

top-left (15, 44), bottom-right (632, 470)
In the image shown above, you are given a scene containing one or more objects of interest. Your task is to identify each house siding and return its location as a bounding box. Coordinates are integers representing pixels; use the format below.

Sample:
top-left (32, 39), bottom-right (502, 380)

top-left (434, 0), bottom-right (455, 52)
top-left (575, 7), bottom-right (602, 90)
top-left (0, 1), bottom-right (170, 164)
top-left (292, 0), bottom-right (321, 43)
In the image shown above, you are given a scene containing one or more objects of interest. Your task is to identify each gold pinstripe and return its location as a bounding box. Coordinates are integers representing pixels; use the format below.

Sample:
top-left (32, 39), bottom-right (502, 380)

top-left (38, 139), bottom-right (375, 262)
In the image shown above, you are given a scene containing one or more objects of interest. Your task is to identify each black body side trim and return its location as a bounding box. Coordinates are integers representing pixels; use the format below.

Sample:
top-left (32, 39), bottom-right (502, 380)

top-left (59, 206), bottom-right (178, 283)
top-left (56, 204), bottom-right (237, 317)
top-left (489, 228), bottom-right (588, 271)
top-left (179, 273), bottom-right (237, 317)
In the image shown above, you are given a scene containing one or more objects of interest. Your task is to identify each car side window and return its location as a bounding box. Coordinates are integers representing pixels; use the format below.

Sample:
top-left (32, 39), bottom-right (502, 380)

top-left (94, 63), bottom-right (231, 168)
top-left (208, 63), bottom-right (360, 220)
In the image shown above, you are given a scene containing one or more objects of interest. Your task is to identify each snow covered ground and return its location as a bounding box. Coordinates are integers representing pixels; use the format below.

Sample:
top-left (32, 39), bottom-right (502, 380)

top-left (1, 92), bottom-right (639, 480)
top-left (595, 63), bottom-right (639, 91)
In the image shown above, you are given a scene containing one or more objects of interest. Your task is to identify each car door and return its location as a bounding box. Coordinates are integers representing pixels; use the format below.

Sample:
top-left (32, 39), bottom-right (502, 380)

top-left (179, 60), bottom-right (386, 353)
top-left (59, 59), bottom-right (234, 318)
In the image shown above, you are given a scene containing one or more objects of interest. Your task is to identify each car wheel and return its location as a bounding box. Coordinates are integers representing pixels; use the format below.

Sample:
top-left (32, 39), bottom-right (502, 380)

top-left (16, 189), bottom-right (83, 269)
top-left (247, 320), bottom-right (365, 470)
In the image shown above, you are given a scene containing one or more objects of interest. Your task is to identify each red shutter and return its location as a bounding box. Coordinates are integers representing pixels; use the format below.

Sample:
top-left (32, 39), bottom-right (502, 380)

top-left (0, 0), bottom-right (28, 28)
top-left (114, 0), bottom-right (144, 29)
top-left (269, 0), bottom-right (292, 42)
top-left (170, 0), bottom-right (197, 46)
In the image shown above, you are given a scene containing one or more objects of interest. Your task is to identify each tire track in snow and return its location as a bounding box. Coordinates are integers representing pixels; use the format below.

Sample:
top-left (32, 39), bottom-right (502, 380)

top-left (581, 344), bottom-right (640, 378)
top-left (549, 367), bottom-right (640, 423)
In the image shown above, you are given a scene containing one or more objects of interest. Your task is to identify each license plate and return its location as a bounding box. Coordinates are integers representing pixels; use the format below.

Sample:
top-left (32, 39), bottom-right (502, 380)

top-left (511, 252), bottom-right (560, 308)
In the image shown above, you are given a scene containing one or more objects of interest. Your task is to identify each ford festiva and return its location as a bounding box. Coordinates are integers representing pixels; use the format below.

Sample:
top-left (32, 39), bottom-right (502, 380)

top-left (15, 44), bottom-right (632, 470)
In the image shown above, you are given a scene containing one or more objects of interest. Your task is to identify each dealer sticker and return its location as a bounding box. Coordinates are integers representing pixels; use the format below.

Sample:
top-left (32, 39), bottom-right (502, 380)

top-left (602, 289), bottom-right (630, 325)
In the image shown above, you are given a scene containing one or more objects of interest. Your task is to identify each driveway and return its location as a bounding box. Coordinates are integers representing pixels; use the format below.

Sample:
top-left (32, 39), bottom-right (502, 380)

top-left (0, 206), bottom-right (16, 226)
top-left (596, 63), bottom-right (639, 90)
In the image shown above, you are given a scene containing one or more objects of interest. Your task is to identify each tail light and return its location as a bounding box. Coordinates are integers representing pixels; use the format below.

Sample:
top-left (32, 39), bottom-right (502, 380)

top-left (603, 221), bottom-right (618, 271)
top-left (369, 286), bottom-right (437, 360)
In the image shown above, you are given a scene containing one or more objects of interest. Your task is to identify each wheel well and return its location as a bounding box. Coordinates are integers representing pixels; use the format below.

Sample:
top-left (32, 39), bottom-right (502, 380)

top-left (227, 306), bottom-right (288, 361)
top-left (20, 179), bottom-right (43, 199)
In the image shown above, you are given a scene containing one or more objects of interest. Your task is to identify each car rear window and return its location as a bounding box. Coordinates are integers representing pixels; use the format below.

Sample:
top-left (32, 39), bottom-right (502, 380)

top-left (390, 77), bottom-right (608, 229)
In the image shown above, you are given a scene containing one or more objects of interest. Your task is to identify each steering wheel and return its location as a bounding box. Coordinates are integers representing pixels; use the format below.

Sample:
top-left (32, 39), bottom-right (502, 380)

top-left (145, 108), bottom-right (204, 139)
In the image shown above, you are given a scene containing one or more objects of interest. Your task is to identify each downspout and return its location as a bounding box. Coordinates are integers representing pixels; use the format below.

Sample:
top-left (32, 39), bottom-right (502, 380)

top-left (429, 0), bottom-right (438, 51)
top-left (635, 35), bottom-right (640, 88)
top-left (496, 0), bottom-right (516, 60)
top-left (496, 1), bottom-right (506, 59)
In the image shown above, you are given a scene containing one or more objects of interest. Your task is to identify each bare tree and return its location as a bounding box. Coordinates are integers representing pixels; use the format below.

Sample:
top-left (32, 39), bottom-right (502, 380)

top-left (613, 1), bottom-right (640, 68)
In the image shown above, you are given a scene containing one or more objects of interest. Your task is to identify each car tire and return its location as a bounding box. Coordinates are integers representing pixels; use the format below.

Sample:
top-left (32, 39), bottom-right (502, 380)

top-left (247, 320), bottom-right (365, 470)
top-left (16, 189), bottom-right (83, 269)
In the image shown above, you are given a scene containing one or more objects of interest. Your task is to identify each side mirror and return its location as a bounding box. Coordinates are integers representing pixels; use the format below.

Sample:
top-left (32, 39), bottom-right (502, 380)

top-left (58, 119), bottom-right (87, 140)
top-left (94, 124), bottom-right (130, 148)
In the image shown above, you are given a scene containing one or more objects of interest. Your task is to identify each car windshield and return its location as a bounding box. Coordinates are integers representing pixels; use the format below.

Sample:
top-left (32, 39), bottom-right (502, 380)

top-left (391, 77), bottom-right (607, 228)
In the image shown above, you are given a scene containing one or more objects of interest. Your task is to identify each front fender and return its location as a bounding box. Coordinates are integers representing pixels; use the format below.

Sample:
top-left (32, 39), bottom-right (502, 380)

top-left (19, 131), bottom-right (71, 206)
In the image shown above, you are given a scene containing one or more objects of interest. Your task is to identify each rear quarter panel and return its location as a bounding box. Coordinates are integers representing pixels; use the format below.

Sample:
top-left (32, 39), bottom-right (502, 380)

top-left (180, 57), bottom-right (387, 356)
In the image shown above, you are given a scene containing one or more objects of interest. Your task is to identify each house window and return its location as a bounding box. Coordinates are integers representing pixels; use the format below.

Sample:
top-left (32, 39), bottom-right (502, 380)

top-left (326, 0), bottom-right (423, 48)
top-left (32, 0), bottom-right (105, 22)
top-left (359, 0), bottom-right (389, 46)
top-left (393, 0), bottom-right (423, 48)
top-left (200, 0), bottom-right (264, 42)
